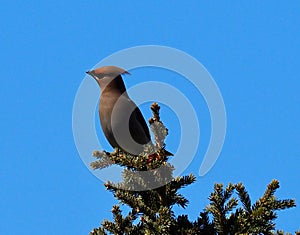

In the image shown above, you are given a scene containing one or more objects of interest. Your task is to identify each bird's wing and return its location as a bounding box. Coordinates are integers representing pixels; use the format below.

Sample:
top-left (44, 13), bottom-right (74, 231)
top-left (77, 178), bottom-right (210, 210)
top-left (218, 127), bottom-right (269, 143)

top-left (113, 95), bottom-right (151, 145)
top-left (130, 104), bottom-right (151, 144)
top-left (100, 93), bottom-right (151, 154)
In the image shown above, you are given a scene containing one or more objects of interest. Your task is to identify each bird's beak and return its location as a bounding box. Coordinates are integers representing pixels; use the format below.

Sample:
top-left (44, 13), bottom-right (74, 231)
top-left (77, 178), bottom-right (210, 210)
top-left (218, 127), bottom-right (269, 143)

top-left (86, 70), bottom-right (95, 78)
top-left (86, 70), bottom-right (99, 82)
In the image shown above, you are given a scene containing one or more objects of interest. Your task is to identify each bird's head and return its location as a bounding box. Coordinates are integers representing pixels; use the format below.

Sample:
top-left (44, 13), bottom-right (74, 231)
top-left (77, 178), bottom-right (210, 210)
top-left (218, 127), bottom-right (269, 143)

top-left (86, 66), bottom-right (130, 92)
top-left (86, 66), bottom-right (130, 80)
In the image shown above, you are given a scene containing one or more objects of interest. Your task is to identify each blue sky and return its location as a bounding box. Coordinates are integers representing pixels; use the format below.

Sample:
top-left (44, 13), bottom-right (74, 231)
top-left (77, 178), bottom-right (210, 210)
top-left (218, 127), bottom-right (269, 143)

top-left (1, 1), bottom-right (299, 234)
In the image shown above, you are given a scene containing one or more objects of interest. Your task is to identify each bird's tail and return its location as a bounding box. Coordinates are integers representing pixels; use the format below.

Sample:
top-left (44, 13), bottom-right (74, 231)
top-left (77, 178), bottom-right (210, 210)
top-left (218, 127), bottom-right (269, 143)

top-left (162, 149), bottom-right (174, 157)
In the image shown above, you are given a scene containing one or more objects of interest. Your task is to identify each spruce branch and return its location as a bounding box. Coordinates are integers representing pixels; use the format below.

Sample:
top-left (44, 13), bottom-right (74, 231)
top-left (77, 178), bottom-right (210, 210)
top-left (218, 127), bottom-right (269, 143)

top-left (235, 182), bottom-right (252, 214)
top-left (89, 103), bottom-right (296, 235)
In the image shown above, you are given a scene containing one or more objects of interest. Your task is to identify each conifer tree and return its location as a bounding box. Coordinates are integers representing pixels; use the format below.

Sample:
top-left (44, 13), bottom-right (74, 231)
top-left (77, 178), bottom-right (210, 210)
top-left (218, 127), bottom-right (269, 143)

top-left (89, 103), bottom-right (296, 235)
top-left (206, 180), bottom-right (296, 235)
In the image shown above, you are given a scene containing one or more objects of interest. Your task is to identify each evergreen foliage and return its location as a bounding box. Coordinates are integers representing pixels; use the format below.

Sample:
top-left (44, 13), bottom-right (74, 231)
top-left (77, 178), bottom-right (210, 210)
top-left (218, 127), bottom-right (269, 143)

top-left (89, 103), bottom-right (297, 235)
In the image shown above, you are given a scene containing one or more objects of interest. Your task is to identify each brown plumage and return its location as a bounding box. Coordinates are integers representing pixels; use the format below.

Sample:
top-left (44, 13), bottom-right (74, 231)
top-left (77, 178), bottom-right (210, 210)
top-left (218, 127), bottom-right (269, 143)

top-left (86, 66), bottom-right (151, 155)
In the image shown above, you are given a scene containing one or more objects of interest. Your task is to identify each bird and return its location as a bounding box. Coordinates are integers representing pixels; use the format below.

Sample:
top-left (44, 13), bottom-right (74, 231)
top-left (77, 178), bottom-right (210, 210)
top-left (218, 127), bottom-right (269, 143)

top-left (86, 66), bottom-right (151, 155)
